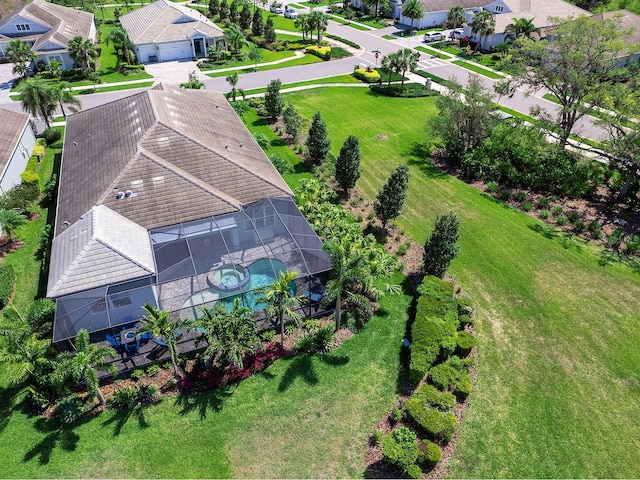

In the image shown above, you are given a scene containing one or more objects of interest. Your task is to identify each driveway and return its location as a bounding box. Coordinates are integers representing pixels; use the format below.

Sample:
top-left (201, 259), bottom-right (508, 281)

top-left (0, 63), bottom-right (18, 104)
top-left (143, 60), bottom-right (206, 86)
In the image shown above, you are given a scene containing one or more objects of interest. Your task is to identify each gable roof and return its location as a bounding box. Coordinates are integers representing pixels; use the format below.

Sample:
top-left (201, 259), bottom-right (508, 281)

top-left (120, 0), bottom-right (223, 44)
top-left (0, 108), bottom-right (30, 174)
top-left (416, 0), bottom-right (485, 13)
top-left (591, 9), bottom-right (640, 48)
top-left (55, 84), bottom-right (292, 237)
top-left (0, 0), bottom-right (94, 51)
top-left (47, 204), bottom-right (155, 298)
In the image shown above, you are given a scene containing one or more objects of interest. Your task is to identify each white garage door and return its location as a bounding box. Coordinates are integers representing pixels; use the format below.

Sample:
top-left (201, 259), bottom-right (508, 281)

top-left (138, 45), bottom-right (157, 63)
top-left (158, 41), bottom-right (192, 62)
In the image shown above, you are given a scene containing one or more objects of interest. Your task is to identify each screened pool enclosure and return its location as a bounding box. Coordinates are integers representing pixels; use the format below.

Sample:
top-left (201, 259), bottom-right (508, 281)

top-left (52, 197), bottom-right (332, 344)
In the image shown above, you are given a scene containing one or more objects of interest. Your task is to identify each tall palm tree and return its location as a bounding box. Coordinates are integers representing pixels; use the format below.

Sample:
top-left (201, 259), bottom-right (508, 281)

top-left (308, 11), bottom-right (328, 42)
top-left (394, 48), bottom-right (419, 88)
top-left (381, 52), bottom-right (398, 85)
top-left (225, 71), bottom-right (245, 101)
top-left (53, 329), bottom-right (117, 405)
top-left (225, 23), bottom-right (247, 53)
top-left (447, 5), bottom-right (466, 41)
top-left (0, 209), bottom-right (27, 243)
top-left (68, 35), bottom-right (98, 70)
top-left (323, 240), bottom-right (371, 331)
top-left (505, 17), bottom-right (538, 40)
top-left (19, 77), bottom-right (57, 128)
top-left (195, 298), bottom-right (259, 369)
top-left (401, 0), bottom-right (424, 29)
top-left (107, 27), bottom-right (133, 63)
top-left (256, 271), bottom-right (301, 345)
top-left (471, 10), bottom-right (495, 52)
top-left (294, 14), bottom-right (311, 41)
top-left (364, 0), bottom-right (380, 17)
top-left (52, 82), bottom-right (81, 118)
top-left (138, 303), bottom-right (189, 377)
top-left (5, 40), bottom-right (35, 79)
top-left (0, 310), bottom-right (53, 386)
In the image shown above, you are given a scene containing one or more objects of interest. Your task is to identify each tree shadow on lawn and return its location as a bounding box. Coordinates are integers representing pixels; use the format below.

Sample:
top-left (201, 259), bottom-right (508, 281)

top-left (22, 410), bottom-right (97, 465)
top-left (404, 142), bottom-right (448, 179)
top-left (172, 385), bottom-right (235, 420)
top-left (598, 248), bottom-right (640, 274)
top-left (101, 405), bottom-right (151, 436)
top-left (277, 353), bottom-right (349, 392)
top-left (527, 223), bottom-right (585, 252)
top-left (0, 384), bottom-right (26, 434)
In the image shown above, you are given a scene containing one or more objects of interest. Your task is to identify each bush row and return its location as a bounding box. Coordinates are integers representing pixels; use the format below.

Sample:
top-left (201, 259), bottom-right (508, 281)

top-left (353, 67), bottom-right (380, 83)
top-left (369, 83), bottom-right (440, 98)
top-left (405, 384), bottom-right (458, 442)
top-left (324, 33), bottom-right (361, 49)
top-left (381, 426), bottom-right (442, 478)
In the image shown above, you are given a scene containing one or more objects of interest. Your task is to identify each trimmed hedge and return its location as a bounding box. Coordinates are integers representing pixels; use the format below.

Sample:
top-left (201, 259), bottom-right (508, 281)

top-left (405, 392), bottom-right (458, 442)
top-left (381, 427), bottom-right (424, 477)
top-left (305, 45), bottom-right (331, 61)
top-left (353, 67), bottom-right (380, 83)
top-left (20, 170), bottom-right (40, 185)
top-left (455, 330), bottom-right (476, 357)
top-left (429, 358), bottom-right (473, 399)
top-left (422, 439), bottom-right (442, 467)
top-left (369, 83), bottom-right (440, 98)
top-left (0, 264), bottom-right (16, 310)
top-left (324, 32), bottom-right (360, 49)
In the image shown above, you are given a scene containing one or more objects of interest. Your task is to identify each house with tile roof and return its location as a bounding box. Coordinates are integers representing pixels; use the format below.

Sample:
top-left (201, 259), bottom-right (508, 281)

top-left (0, 107), bottom-right (35, 195)
top-left (119, 0), bottom-right (225, 63)
top-left (590, 9), bottom-right (640, 66)
top-left (0, 0), bottom-right (95, 70)
top-left (396, 0), bottom-right (485, 30)
top-left (48, 85), bottom-right (331, 359)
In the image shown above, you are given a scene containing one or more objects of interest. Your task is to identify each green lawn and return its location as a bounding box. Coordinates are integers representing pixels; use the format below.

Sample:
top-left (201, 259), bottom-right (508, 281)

top-left (451, 59), bottom-right (504, 79)
top-left (97, 25), bottom-right (153, 84)
top-left (243, 73), bottom-right (361, 95)
top-left (201, 47), bottom-right (297, 71)
top-left (415, 46), bottom-right (453, 59)
top-left (205, 54), bottom-right (322, 77)
top-left (266, 13), bottom-right (300, 32)
top-left (279, 87), bottom-right (640, 478)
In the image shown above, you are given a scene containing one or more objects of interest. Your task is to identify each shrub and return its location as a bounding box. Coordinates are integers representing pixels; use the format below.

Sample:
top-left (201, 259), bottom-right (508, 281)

top-left (392, 405), bottom-right (404, 423)
top-left (253, 133), bottom-right (270, 149)
top-left (373, 429), bottom-right (384, 444)
top-left (552, 206), bottom-right (563, 217)
top-left (0, 182), bottom-right (40, 214)
top-left (625, 234), bottom-right (640, 255)
top-left (514, 191), bottom-right (527, 202)
top-left (539, 209), bottom-right (550, 219)
top-left (41, 127), bottom-right (62, 145)
top-left (108, 386), bottom-right (136, 409)
top-left (41, 174), bottom-right (58, 204)
top-left (268, 154), bottom-right (293, 174)
top-left (455, 330), bottom-right (476, 356)
top-left (454, 374), bottom-right (472, 399)
top-left (486, 181), bottom-right (498, 192)
top-left (146, 364), bottom-right (161, 377)
top-left (406, 463), bottom-right (422, 479)
top-left (324, 32), bottom-right (360, 49)
top-left (370, 83), bottom-right (439, 98)
top-left (521, 201), bottom-right (533, 212)
top-left (20, 170), bottom-right (39, 185)
top-left (537, 197), bottom-right (549, 209)
top-left (131, 368), bottom-right (145, 380)
top-left (429, 362), bottom-right (458, 391)
top-left (439, 335), bottom-right (456, 360)
top-left (556, 214), bottom-right (568, 226)
top-left (0, 264), bottom-right (16, 310)
top-left (353, 67), bottom-right (380, 83)
top-left (381, 427), bottom-right (423, 476)
top-left (306, 45), bottom-right (331, 61)
top-left (588, 220), bottom-right (601, 237)
top-left (456, 296), bottom-right (474, 316)
top-left (314, 325), bottom-right (335, 351)
top-left (568, 210), bottom-right (581, 223)
top-left (330, 47), bottom-right (351, 59)
top-left (574, 219), bottom-right (586, 233)
top-left (295, 333), bottom-right (316, 353)
top-left (607, 228), bottom-right (625, 249)
top-left (422, 439), bottom-right (442, 466)
top-left (397, 242), bottom-right (411, 256)
top-left (499, 188), bottom-right (512, 201)
top-left (458, 314), bottom-right (473, 328)
top-left (261, 329), bottom-right (276, 342)
top-left (26, 298), bottom-right (55, 338)
top-left (55, 395), bottom-right (84, 424)
top-left (405, 392), bottom-right (458, 442)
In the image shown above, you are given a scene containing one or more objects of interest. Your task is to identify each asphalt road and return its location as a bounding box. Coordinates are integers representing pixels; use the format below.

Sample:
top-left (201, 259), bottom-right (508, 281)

top-left (0, 17), bottom-right (608, 141)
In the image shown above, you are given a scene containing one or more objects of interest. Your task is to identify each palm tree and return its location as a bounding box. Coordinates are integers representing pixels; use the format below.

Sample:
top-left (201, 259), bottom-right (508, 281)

top-left (195, 298), bottom-right (259, 369)
top-left (323, 240), bottom-right (372, 331)
top-left (19, 77), bottom-right (57, 129)
top-left (295, 14), bottom-right (311, 41)
top-left (52, 82), bottom-right (81, 118)
top-left (107, 27), bottom-right (133, 63)
top-left (447, 5), bottom-right (466, 41)
top-left (256, 271), bottom-right (301, 345)
top-left (53, 329), bottom-right (117, 405)
top-left (381, 52), bottom-right (398, 86)
top-left (138, 303), bottom-right (188, 377)
top-left (308, 11), bottom-right (328, 42)
top-left (0, 309), bottom-right (53, 386)
top-left (226, 71), bottom-right (244, 101)
top-left (401, 0), bottom-right (424, 29)
top-left (68, 36), bottom-right (98, 70)
top-left (5, 40), bottom-right (35, 79)
top-left (470, 10), bottom-right (495, 52)
top-left (505, 17), bottom-right (538, 40)
top-left (364, 0), bottom-right (380, 17)
top-left (0, 209), bottom-right (27, 243)
top-left (394, 48), bottom-right (419, 88)
top-left (225, 23), bottom-right (247, 53)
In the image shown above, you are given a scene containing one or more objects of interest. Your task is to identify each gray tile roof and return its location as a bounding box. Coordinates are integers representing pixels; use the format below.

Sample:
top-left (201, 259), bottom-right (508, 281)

top-left (55, 84), bottom-right (292, 236)
top-left (591, 10), bottom-right (640, 49)
top-left (0, 108), bottom-right (29, 174)
top-left (416, 0), bottom-right (485, 13)
top-left (0, 0), bottom-right (94, 51)
top-left (48, 205), bottom-right (155, 298)
top-left (495, 0), bottom-right (589, 31)
top-left (120, 0), bottom-right (223, 44)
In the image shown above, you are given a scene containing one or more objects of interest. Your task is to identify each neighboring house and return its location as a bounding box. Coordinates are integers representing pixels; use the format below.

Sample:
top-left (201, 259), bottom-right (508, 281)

top-left (396, 0), bottom-right (484, 30)
top-left (591, 9), bottom-right (640, 66)
top-left (0, 108), bottom-right (35, 195)
top-left (468, 0), bottom-right (589, 50)
top-left (120, 0), bottom-right (225, 63)
top-left (0, 0), bottom-right (95, 70)
top-left (48, 85), bottom-right (331, 357)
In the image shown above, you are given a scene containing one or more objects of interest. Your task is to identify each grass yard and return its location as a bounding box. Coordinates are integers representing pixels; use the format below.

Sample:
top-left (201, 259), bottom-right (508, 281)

top-left (280, 87), bottom-right (640, 478)
top-left (205, 53), bottom-right (322, 77)
top-left (97, 25), bottom-right (153, 84)
top-left (266, 13), bottom-right (300, 32)
top-left (243, 73), bottom-right (361, 95)
top-left (452, 59), bottom-right (504, 78)
top-left (415, 46), bottom-right (453, 59)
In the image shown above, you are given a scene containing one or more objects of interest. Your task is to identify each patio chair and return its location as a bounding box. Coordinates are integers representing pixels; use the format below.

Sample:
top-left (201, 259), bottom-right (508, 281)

top-left (106, 334), bottom-right (122, 351)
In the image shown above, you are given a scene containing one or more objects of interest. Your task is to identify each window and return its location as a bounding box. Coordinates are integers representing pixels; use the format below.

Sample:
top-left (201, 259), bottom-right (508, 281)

top-left (47, 55), bottom-right (63, 64)
top-left (495, 5), bottom-right (503, 12)
top-left (16, 24), bottom-right (31, 31)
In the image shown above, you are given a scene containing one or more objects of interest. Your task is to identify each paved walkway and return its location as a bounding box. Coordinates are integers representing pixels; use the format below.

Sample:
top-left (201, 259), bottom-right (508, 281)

top-left (144, 59), bottom-right (205, 84)
top-left (0, 63), bottom-right (17, 103)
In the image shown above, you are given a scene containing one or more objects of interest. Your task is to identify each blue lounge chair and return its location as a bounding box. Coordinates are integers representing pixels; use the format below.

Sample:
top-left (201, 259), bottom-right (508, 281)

top-left (106, 334), bottom-right (121, 351)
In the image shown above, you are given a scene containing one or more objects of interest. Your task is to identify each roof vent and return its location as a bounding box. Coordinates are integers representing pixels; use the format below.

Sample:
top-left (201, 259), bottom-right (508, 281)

top-left (225, 145), bottom-right (229, 149)
top-left (73, 141), bottom-right (78, 146)
top-left (62, 220), bottom-right (70, 229)
top-left (239, 143), bottom-right (243, 148)
top-left (125, 190), bottom-right (133, 198)
top-left (116, 191), bottom-right (125, 199)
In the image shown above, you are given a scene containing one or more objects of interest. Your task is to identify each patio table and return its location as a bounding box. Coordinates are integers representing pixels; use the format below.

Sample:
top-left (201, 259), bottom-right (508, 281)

top-left (120, 327), bottom-right (137, 344)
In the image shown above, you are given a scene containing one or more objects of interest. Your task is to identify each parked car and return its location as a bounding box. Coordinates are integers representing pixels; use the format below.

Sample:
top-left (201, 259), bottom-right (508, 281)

top-left (284, 7), bottom-right (297, 19)
top-left (451, 28), bottom-right (464, 40)
top-left (269, 4), bottom-right (283, 13)
top-left (423, 31), bottom-right (443, 42)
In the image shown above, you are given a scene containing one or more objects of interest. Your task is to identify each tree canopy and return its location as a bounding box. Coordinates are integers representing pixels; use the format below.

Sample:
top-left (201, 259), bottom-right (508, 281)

top-left (374, 164), bottom-right (410, 228)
